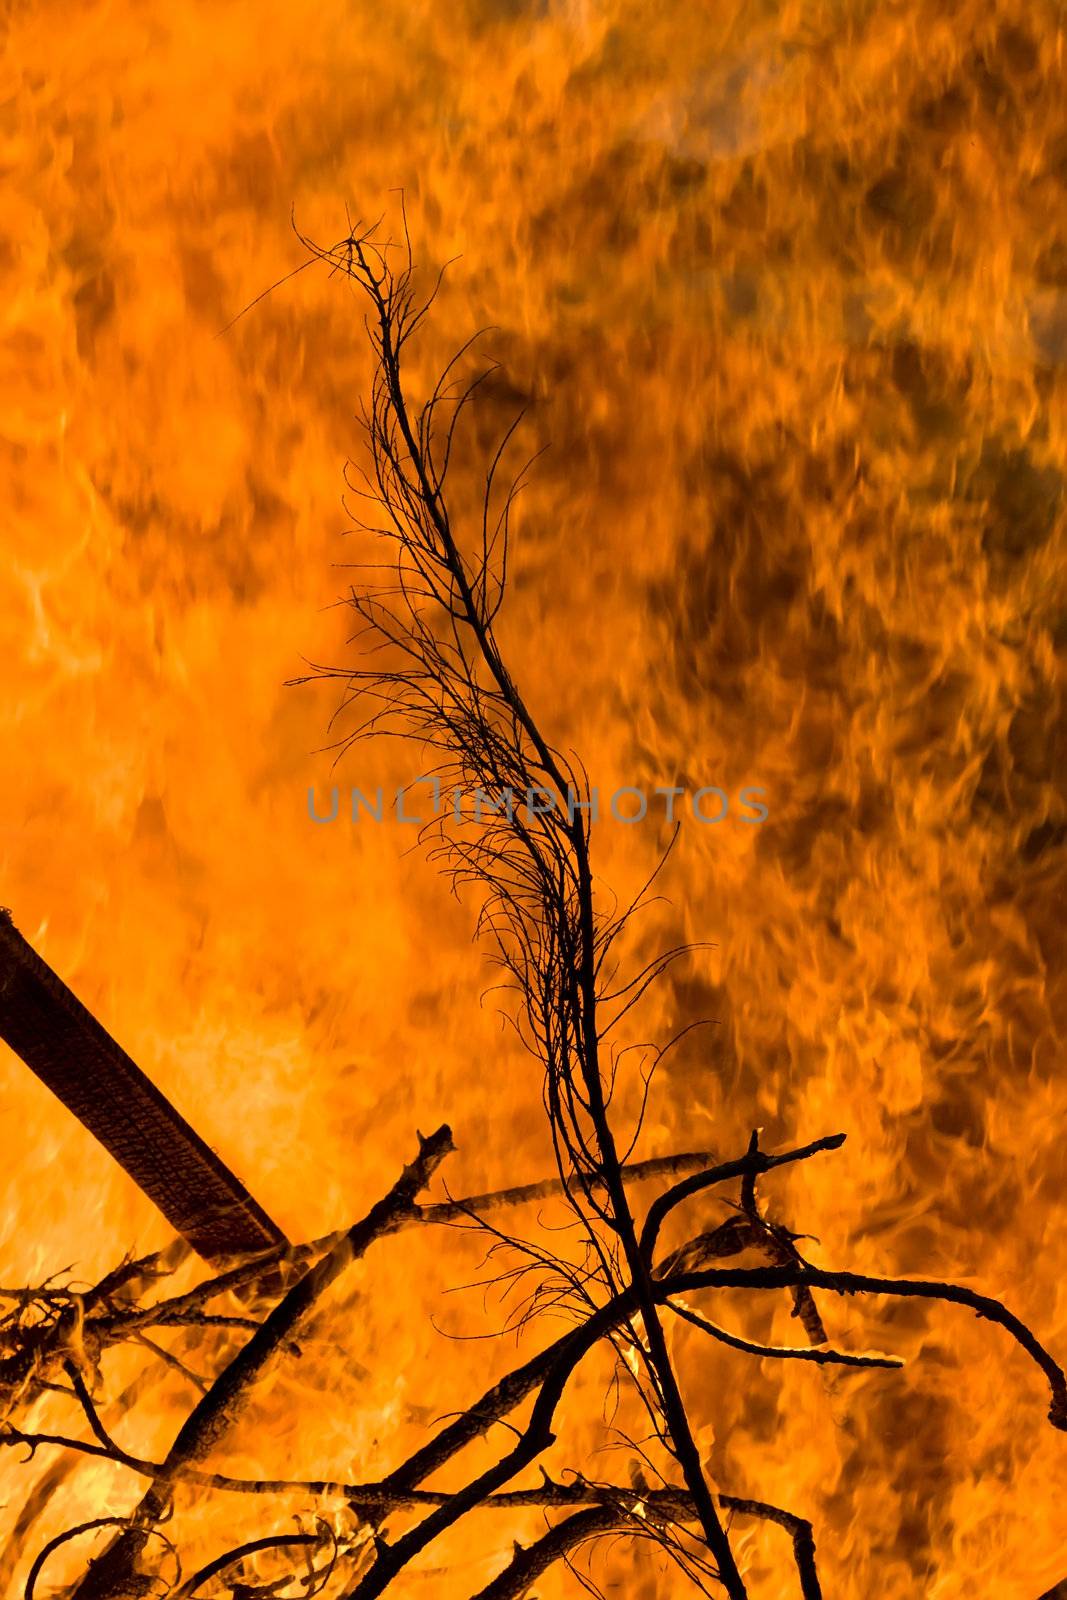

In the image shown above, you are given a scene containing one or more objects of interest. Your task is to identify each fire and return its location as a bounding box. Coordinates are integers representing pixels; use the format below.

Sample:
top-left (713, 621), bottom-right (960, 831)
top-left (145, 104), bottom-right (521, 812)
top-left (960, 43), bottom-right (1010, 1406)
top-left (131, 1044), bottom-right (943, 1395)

top-left (2, 0), bottom-right (1066, 1595)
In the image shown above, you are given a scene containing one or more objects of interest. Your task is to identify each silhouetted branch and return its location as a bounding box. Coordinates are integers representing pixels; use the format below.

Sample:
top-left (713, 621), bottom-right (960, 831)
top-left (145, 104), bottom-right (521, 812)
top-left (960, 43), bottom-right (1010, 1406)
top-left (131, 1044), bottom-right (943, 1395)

top-left (87, 1146), bottom-right (731, 1340)
top-left (639, 1133), bottom-right (846, 1264)
top-left (666, 1302), bottom-right (902, 1370)
top-left (468, 1490), bottom-right (822, 1600)
top-left (469, 1506), bottom-right (621, 1600)
top-left (292, 211), bottom-right (749, 1599)
top-left (173, 1527), bottom-right (337, 1600)
top-left (69, 1126), bottom-right (454, 1599)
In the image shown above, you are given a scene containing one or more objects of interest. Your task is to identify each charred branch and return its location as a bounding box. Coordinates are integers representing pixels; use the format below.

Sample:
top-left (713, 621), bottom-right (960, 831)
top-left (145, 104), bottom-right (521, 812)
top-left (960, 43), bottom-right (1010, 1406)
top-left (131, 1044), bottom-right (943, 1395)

top-left (0, 910), bottom-right (287, 1264)
top-left (293, 213), bottom-right (752, 1597)
top-left (6, 1151), bottom-right (1063, 1593)
top-left (67, 1127), bottom-right (453, 1600)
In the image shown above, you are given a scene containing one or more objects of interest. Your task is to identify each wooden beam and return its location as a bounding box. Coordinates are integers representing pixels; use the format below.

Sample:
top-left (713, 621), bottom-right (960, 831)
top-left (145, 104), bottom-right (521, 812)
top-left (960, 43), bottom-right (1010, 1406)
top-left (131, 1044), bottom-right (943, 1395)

top-left (0, 908), bottom-right (288, 1263)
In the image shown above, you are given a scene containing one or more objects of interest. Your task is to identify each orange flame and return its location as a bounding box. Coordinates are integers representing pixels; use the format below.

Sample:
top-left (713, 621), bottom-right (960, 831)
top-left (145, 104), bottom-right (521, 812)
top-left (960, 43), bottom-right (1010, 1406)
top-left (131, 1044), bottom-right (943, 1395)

top-left (2, 0), bottom-right (1066, 1594)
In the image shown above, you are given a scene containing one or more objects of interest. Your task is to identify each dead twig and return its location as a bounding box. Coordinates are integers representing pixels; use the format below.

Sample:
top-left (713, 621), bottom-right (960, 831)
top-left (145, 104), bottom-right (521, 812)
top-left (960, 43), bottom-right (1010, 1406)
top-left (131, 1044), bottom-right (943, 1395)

top-left (69, 1127), bottom-right (454, 1599)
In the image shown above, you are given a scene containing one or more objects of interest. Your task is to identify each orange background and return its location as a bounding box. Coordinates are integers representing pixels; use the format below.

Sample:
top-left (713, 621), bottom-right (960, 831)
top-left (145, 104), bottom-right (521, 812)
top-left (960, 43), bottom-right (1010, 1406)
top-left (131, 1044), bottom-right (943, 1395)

top-left (2, 1), bottom-right (1066, 1593)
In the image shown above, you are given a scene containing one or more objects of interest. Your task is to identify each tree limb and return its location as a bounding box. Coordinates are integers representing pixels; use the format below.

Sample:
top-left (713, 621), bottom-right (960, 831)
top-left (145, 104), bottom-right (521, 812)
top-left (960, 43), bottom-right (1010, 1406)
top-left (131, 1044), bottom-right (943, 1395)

top-left (70, 1126), bottom-right (454, 1599)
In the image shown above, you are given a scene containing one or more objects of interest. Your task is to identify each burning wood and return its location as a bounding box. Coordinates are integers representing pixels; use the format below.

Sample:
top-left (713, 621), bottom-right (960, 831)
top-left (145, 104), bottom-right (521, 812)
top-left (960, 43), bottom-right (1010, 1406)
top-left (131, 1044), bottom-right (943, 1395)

top-left (0, 911), bottom-right (287, 1264)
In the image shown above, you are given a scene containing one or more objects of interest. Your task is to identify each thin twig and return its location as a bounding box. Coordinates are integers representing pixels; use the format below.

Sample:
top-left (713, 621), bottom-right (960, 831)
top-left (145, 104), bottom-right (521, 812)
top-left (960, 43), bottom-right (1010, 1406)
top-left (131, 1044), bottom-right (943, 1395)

top-left (70, 1127), bottom-right (454, 1599)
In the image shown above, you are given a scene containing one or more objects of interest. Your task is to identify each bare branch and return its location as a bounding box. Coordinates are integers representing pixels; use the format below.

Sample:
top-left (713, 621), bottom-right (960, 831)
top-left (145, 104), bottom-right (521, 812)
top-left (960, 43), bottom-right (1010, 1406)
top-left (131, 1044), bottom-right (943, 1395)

top-left (70, 1126), bottom-right (454, 1598)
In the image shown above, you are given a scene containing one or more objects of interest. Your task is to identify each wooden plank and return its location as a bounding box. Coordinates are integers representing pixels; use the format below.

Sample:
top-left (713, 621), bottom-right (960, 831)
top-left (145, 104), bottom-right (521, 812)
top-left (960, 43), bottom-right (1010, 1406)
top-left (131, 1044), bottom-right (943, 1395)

top-left (0, 908), bottom-right (288, 1262)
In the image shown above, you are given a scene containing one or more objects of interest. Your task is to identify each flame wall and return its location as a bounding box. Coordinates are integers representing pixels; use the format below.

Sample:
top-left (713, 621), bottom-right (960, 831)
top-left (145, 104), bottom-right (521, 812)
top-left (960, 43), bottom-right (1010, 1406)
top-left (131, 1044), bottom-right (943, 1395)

top-left (2, 0), bottom-right (1066, 1594)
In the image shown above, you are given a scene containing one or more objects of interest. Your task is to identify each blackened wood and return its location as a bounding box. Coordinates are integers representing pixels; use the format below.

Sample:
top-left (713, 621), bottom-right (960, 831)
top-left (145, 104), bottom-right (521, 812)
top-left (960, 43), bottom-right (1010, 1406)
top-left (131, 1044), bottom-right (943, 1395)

top-left (0, 909), bottom-right (287, 1263)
